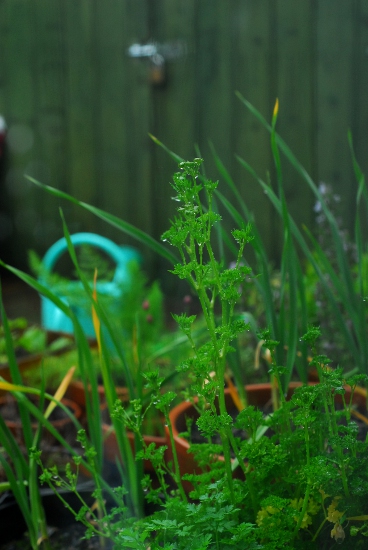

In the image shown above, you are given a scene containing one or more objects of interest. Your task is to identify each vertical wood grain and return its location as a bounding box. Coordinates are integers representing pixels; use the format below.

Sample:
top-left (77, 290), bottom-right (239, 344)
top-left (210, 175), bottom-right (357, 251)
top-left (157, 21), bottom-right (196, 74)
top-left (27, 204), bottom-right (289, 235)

top-left (316, 0), bottom-right (355, 228)
top-left (274, 0), bottom-right (316, 249)
top-left (31, 1), bottom-right (68, 247)
top-left (230, 0), bottom-right (276, 259)
top-left (0, 0), bottom-right (40, 265)
top-left (0, 0), bottom-right (366, 277)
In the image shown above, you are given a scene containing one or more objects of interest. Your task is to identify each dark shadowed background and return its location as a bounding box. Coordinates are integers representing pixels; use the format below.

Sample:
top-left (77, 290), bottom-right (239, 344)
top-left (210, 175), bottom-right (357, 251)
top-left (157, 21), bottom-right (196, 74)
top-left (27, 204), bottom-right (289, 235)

top-left (0, 0), bottom-right (367, 295)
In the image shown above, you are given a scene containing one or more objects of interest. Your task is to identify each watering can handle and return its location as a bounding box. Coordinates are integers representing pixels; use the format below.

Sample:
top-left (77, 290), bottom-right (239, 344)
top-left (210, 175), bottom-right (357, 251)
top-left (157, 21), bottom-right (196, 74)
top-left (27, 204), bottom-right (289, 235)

top-left (41, 232), bottom-right (141, 285)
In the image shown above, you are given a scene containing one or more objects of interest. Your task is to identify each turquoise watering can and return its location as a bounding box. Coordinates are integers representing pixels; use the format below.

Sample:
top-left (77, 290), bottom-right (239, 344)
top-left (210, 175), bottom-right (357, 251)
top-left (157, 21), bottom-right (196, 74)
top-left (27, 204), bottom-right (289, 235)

top-left (40, 233), bottom-right (142, 337)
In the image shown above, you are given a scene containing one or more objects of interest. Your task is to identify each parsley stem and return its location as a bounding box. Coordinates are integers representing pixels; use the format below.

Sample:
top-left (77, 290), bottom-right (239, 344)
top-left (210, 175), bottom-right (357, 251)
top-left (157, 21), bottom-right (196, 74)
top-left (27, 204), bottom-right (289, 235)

top-left (165, 413), bottom-right (188, 503)
top-left (312, 517), bottom-right (328, 543)
top-left (293, 481), bottom-right (312, 539)
top-left (293, 420), bottom-right (312, 539)
top-left (227, 429), bottom-right (259, 517)
top-left (329, 398), bottom-right (350, 497)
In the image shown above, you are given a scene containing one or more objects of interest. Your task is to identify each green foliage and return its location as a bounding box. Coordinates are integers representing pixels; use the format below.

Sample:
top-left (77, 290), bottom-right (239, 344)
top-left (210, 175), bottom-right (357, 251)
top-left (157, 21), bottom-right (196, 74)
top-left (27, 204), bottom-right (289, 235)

top-left (0, 317), bottom-right (71, 363)
top-left (6, 153), bottom-right (368, 549)
top-left (34, 435), bottom-right (132, 547)
top-left (2, 96), bottom-right (368, 549)
top-left (233, 93), bottom-right (368, 378)
top-left (133, 160), bottom-right (368, 549)
top-left (0, 292), bottom-right (96, 550)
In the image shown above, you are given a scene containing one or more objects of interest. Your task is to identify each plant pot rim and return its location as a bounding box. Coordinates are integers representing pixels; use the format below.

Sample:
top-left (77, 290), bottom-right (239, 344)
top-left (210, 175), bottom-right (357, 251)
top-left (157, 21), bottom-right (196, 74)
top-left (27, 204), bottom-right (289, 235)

top-left (168, 381), bottom-right (365, 451)
top-left (102, 423), bottom-right (166, 445)
top-left (101, 422), bottom-right (167, 471)
top-left (168, 382), bottom-right (305, 451)
top-left (66, 379), bottom-right (130, 407)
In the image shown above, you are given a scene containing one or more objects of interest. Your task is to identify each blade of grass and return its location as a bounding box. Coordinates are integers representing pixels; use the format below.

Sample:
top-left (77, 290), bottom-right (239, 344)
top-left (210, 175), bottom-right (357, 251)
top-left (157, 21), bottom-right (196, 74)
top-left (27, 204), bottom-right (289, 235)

top-left (349, 132), bottom-right (368, 355)
top-left (235, 155), bottom-right (364, 371)
top-left (0, 428), bottom-right (38, 548)
top-left (236, 92), bottom-right (356, 284)
top-left (24, 174), bottom-right (179, 266)
top-left (0, 288), bottom-right (34, 450)
top-left (60, 210), bottom-right (135, 398)
top-left (149, 133), bottom-right (184, 164)
top-left (209, 144), bottom-right (280, 337)
top-left (237, 92), bottom-right (365, 298)
top-left (0, 264), bottom-right (105, 467)
top-left (0, 377), bottom-right (120, 504)
top-left (270, 99), bottom-right (301, 385)
top-left (59, 213), bottom-right (143, 517)
top-left (44, 366), bottom-right (76, 419)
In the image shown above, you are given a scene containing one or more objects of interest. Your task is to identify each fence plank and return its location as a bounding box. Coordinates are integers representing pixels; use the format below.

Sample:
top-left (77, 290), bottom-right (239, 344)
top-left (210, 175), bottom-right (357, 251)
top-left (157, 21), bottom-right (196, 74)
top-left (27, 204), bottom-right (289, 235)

top-left (61, 0), bottom-right (97, 208)
top-left (229, 0), bottom-right (276, 259)
top-left (30, 0), bottom-right (68, 247)
top-left (119, 0), bottom-right (152, 241)
top-left (0, 2), bottom-right (7, 115)
top-left (0, 0), bottom-right (367, 278)
top-left (352, 0), bottom-right (368, 236)
top-left (148, 0), bottom-right (197, 240)
top-left (316, 0), bottom-right (355, 229)
top-left (92, 0), bottom-right (152, 244)
top-left (194, 0), bottom-right (234, 171)
top-left (274, 0), bottom-right (316, 251)
top-left (0, 0), bottom-right (40, 265)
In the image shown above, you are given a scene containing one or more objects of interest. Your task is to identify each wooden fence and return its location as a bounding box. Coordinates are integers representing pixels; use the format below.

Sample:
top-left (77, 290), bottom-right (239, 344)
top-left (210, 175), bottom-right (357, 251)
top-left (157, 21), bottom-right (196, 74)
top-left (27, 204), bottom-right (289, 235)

top-left (0, 0), bottom-right (367, 290)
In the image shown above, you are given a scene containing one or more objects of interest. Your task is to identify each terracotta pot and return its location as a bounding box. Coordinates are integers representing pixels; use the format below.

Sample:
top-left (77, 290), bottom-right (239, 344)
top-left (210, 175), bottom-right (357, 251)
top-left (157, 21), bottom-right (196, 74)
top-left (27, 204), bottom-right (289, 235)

top-left (102, 422), bottom-right (167, 472)
top-left (66, 379), bottom-right (129, 408)
top-left (66, 380), bottom-right (167, 471)
top-left (0, 393), bottom-right (82, 443)
top-left (166, 381), bottom-right (367, 486)
top-left (166, 383), bottom-right (301, 478)
top-left (100, 399), bottom-right (167, 472)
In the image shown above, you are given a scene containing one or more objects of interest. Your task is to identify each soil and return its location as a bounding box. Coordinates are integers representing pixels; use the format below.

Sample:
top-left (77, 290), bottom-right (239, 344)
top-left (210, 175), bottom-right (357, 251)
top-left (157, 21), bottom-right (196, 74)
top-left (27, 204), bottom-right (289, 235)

top-left (0, 393), bottom-right (81, 456)
top-left (0, 523), bottom-right (113, 550)
top-left (0, 463), bottom-right (129, 550)
top-left (0, 468), bottom-right (160, 550)
top-left (0, 394), bottom-right (78, 423)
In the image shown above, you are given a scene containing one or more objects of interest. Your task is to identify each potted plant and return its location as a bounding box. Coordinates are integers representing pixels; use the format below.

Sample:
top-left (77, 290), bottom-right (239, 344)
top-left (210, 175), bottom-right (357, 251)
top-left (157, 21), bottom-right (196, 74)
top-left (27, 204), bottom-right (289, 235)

top-left (0, 299), bottom-right (87, 550)
top-left (0, 292), bottom-right (137, 550)
top-left (18, 274), bottom-right (196, 474)
top-left (2, 218), bottom-right (205, 525)
top-left (2, 98), bottom-right (368, 548)
top-left (28, 157), bottom-right (368, 550)
top-left (0, 317), bottom-right (75, 388)
top-left (123, 158), bottom-right (368, 547)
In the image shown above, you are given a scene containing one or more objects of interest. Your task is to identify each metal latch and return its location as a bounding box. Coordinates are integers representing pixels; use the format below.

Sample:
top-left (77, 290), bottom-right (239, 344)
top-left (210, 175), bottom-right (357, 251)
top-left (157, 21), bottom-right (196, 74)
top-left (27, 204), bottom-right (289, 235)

top-left (127, 41), bottom-right (187, 86)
